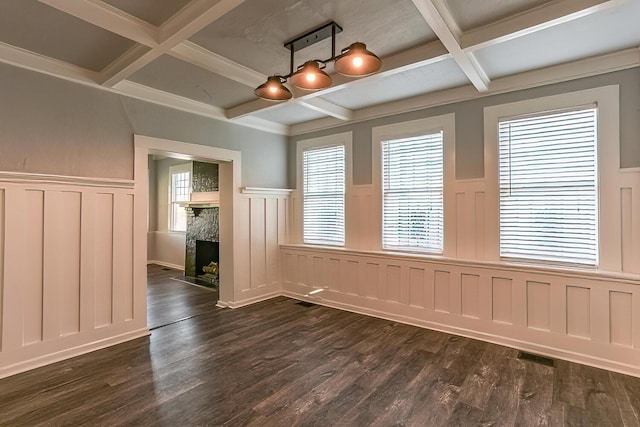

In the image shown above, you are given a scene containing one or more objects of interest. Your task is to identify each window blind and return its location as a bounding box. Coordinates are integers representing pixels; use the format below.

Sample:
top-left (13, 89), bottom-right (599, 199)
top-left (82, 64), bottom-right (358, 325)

top-left (382, 132), bottom-right (443, 252)
top-left (499, 107), bottom-right (598, 266)
top-left (303, 145), bottom-right (345, 246)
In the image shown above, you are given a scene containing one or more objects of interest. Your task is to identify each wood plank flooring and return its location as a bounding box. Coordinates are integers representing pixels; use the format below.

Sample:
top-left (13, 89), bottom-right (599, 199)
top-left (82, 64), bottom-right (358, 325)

top-left (1, 265), bottom-right (640, 426)
top-left (147, 264), bottom-right (218, 329)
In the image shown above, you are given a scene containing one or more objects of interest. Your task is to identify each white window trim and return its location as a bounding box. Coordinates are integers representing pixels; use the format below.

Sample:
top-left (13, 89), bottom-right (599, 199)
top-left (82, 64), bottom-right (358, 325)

top-left (168, 162), bottom-right (192, 233)
top-left (296, 132), bottom-right (353, 246)
top-left (372, 114), bottom-right (456, 256)
top-left (484, 85), bottom-right (621, 271)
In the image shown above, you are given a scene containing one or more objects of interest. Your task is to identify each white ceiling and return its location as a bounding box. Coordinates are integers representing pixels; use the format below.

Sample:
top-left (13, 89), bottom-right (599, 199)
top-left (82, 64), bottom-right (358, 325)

top-left (0, 0), bottom-right (638, 136)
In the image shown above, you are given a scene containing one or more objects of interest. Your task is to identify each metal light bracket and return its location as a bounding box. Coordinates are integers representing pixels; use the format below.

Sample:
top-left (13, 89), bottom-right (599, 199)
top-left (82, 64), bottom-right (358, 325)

top-left (283, 21), bottom-right (343, 77)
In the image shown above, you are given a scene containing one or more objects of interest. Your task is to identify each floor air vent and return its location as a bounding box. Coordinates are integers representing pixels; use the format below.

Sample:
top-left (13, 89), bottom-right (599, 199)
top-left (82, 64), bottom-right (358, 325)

top-left (297, 301), bottom-right (316, 307)
top-left (518, 351), bottom-right (555, 367)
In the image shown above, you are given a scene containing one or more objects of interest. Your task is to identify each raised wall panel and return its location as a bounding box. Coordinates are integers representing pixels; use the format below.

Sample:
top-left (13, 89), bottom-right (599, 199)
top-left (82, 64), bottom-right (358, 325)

top-left (277, 198), bottom-right (287, 245)
top-left (377, 262), bottom-right (388, 301)
top-left (434, 270), bottom-right (450, 313)
top-left (566, 286), bottom-right (590, 339)
top-left (237, 197), bottom-right (251, 291)
top-left (283, 253), bottom-right (295, 283)
top-left (365, 263), bottom-right (379, 299)
top-left (344, 260), bottom-right (359, 295)
top-left (461, 274), bottom-right (479, 319)
top-left (409, 267), bottom-right (426, 308)
top-left (328, 258), bottom-right (340, 292)
top-left (23, 190), bottom-right (45, 345)
top-left (296, 254), bottom-right (308, 286)
top-left (250, 198), bottom-right (266, 289)
top-left (527, 281), bottom-right (551, 331)
top-left (265, 198), bottom-right (279, 285)
top-left (312, 256), bottom-right (325, 289)
top-left (474, 192), bottom-right (485, 259)
top-left (610, 291), bottom-right (633, 347)
top-left (621, 188), bottom-right (633, 272)
top-left (386, 264), bottom-right (401, 303)
top-left (492, 277), bottom-right (512, 324)
top-left (49, 192), bottom-right (82, 336)
top-left (113, 194), bottom-right (134, 322)
top-left (0, 189), bottom-right (4, 350)
top-left (455, 192), bottom-right (466, 257)
top-left (94, 193), bottom-right (114, 328)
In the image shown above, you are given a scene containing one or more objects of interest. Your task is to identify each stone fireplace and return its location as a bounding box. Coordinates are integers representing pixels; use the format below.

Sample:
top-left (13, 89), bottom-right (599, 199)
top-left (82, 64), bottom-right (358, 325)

top-left (184, 161), bottom-right (219, 281)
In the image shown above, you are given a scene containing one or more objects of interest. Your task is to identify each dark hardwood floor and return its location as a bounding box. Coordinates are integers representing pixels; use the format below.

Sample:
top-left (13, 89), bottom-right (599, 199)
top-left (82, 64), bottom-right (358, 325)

top-left (1, 265), bottom-right (640, 426)
top-left (147, 264), bottom-right (218, 329)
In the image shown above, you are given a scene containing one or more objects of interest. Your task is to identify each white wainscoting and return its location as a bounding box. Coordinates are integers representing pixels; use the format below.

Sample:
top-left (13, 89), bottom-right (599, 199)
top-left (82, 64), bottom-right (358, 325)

top-left (281, 245), bottom-right (640, 377)
top-left (223, 188), bottom-right (292, 308)
top-left (0, 172), bottom-right (148, 379)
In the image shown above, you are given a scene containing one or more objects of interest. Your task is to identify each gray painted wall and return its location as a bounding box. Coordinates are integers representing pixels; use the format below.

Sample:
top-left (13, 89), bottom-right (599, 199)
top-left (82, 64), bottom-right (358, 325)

top-left (289, 67), bottom-right (640, 187)
top-left (0, 63), bottom-right (288, 188)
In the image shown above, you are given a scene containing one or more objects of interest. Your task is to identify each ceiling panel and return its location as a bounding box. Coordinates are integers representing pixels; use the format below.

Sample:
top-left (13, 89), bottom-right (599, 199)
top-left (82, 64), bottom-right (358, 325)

top-left (129, 55), bottom-right (256, 109)
top-left (189, 0), bottom-right (436, 77)
top-left (445, 0), bottom-right (549, 31)
top-left (251, 102), bottom-right (329, 125)
top-left (0, 0), bottom-right (136, 72)
top-left (473, 1), bottom-right (640, 79)
top-left (320, 59), bottom-right (469, 110)
top-left (102, 0), bottom-right (193, 26)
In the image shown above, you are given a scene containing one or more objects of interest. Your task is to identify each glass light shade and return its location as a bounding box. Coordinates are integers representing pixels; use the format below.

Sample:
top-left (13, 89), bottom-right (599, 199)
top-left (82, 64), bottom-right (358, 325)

top-left (334, 42), bottom-right (381, 77)
top-left (289, 61), bottom-right (332, 90)
top-left (254, 76), bottom-right (292, 101)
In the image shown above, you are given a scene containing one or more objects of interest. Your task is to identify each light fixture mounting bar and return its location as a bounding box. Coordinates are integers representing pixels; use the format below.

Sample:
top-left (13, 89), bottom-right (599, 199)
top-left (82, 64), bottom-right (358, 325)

top-left (284, 21), bottom-right (343, 53)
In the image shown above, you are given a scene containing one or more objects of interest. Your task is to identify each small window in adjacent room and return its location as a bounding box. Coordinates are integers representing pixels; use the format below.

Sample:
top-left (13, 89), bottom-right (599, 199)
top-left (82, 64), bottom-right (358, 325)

top-left (498, 107), bottom-right (598, 266)
top-left (169, 164), bottom-right (191, 232)
top-left (381, 132), bottom-right (444, 253)
top-left (303, 144), bottom-right (345, 246)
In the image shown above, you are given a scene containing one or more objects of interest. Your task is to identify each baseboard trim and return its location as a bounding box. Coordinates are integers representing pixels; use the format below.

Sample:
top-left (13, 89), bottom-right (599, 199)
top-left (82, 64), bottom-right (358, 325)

top-left (281, 289), bottom-right (640, 378)
top-left (147, 260), bottom-right (184, 271)
top-left (0, 328), bottom-right (150, 380)
top-left (218, 290), bottom-right (282, 309)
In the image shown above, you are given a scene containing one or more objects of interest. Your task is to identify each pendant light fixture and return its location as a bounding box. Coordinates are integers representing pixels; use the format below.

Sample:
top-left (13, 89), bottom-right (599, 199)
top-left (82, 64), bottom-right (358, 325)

top-left (254, 21), bottom-right (381, 101)
top-left (290, 61), bottom-right (332, 90)
top-left (253, 76), bottom-right (292, 101)
top-left (334, 42), bottom-right (382, 77)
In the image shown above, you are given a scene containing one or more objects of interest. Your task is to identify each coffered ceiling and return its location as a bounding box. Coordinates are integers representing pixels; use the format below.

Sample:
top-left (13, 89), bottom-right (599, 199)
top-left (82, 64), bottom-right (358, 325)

top-left (0, 0), bottom-right (638, 136)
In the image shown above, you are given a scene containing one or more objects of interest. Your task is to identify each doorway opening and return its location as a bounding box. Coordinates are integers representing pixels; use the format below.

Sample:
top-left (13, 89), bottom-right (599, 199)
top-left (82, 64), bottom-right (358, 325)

top-left (134, 135), bottom-right (242, 329)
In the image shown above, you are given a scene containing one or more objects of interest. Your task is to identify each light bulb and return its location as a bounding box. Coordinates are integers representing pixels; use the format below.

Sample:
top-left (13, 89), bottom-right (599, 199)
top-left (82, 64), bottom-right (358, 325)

top-left (269, 86), bottom-right (277, 93)
top-left (306, 73), bottom-right (316, 82)
top-left (352, 56), bottom-right (363, 67)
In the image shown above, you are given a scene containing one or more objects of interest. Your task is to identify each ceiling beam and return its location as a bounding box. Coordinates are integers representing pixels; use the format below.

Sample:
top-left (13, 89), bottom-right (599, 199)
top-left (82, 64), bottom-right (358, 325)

top-left (38, 0), bottom-right (159, 47)
top-left (100, 0), bottom-right (247, 87)
top-left (169, 41), bottom-right (266, 88)
top-left (461, 0), bottom-right (630, 52)
top-left (410, 0), bottom-right (490, 91)
top-left (226, 40), bottom-right (451, 119)
top-left (0, 41), bottom-right (100, 85)
top-left (296, 98), bottom-right (354, 121)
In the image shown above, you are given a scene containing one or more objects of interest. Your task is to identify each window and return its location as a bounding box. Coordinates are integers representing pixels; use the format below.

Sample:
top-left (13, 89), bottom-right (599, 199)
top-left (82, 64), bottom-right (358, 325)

top-left (382, 132), bottom-right (444, 252)
top-left (373, 114), bottom-right (454, 255)
top-left (169, 164), bottom-right (191, 232)
top-left (498, 107), bottom-right (598, 265)
top-left (302, 145), bottom-right (345, 245)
